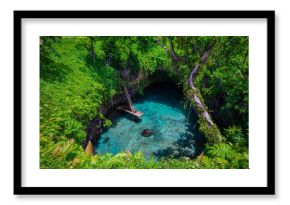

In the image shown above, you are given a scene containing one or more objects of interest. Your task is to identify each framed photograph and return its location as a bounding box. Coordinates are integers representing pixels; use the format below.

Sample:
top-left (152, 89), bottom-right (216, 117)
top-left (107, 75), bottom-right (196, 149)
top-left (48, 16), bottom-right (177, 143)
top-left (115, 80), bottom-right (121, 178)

top-left (14, 10), bottom-right (275, 195)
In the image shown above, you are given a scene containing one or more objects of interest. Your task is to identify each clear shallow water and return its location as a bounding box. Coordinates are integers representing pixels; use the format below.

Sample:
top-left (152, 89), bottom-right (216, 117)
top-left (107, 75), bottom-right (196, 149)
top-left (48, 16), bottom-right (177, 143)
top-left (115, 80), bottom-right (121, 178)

top-left (95, 83), bottom-right (204, 159)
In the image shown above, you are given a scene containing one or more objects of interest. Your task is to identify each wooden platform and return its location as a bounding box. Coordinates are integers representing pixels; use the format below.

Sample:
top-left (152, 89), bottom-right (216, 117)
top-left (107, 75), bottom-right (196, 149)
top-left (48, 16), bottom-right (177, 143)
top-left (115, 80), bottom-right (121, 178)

top-left (117, 105), bottom-right (144, 118)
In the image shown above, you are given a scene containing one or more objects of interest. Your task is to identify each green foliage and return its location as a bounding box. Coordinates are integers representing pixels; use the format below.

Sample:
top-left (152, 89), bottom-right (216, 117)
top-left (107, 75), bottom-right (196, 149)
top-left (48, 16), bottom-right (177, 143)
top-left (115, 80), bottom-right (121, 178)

top-left (199, 143), bottom-right (248, 169)
top-left (200, 155), bottom-right (228, 169)
top-left (207, 143), bottom-right (234, 160)
top-left (40, 36), bottom-right (248, 169)
top-left (92, 38), bottom-right (106, 59)
top-left (40, 36), bottom-right (120, 150)
top-left (40, 138), bottom-right (199, 169)
top-left (224, 126), bottom-right (247, 147)
top-left (198, 117), bottom-right (223, 144)
top-left (103, 119), bottom-right (112, 128)
top-left (173, 36), bottom-right (212, 61)
top-left (195, 36), bottom-right (249, 133)
top-left (40, 138), bottom-right (247, 169)
top-left (100, 36), bottom-right (171, 73)
top-left (138, 45), bottom-right (172, 73)
top-left (172, 36), bottom-right (249, 168)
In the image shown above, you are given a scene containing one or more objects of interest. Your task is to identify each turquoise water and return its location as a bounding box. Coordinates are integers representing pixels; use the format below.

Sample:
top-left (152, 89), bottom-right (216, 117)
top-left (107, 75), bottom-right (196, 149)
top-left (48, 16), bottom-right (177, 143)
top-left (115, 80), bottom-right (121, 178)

top-left (95, 83), bottom-right (204, 159)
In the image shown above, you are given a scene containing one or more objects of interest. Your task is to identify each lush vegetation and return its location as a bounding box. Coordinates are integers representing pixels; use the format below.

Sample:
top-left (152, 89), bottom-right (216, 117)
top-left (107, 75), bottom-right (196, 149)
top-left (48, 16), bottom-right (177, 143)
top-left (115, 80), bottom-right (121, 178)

top-left (40, 36), bottom-right (248, 169)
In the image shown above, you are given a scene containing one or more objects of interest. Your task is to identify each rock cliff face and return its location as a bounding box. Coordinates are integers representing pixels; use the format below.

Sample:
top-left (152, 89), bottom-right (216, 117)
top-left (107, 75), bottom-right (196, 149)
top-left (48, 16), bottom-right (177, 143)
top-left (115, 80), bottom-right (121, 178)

top-left (99, 70), bottom-right (175, 116)
top-left (83, 116), bottom-right (103, 152)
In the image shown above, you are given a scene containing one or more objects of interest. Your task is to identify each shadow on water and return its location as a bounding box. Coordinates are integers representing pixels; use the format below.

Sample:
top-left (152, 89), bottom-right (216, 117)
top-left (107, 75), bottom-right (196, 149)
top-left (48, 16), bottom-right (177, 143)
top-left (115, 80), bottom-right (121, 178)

top-left (153, 127), bottom-right (206, 159)
top-left (153, 102), bottom-right (205, 159)
top-left (135, 83), bottom-right (186, 111)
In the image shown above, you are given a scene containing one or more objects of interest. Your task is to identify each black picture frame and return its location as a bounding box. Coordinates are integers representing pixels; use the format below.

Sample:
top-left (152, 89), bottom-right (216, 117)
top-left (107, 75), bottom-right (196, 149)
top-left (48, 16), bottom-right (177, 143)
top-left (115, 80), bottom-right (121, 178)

top-left (14, 10), bottom-right (275, 195)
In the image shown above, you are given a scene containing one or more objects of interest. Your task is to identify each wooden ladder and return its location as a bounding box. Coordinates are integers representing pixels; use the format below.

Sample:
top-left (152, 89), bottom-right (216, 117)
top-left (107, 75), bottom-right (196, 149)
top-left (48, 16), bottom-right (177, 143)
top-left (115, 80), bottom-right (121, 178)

top-left (124, 86), bottom-right (135, 113)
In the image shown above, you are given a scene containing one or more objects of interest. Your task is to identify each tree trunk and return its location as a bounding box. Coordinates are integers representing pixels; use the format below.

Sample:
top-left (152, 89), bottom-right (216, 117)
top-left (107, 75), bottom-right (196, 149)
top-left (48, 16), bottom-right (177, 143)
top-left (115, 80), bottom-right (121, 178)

top-left (169, 37), bottom-right (178, 61)
top-left (188, 41), bottom-right (216, 127)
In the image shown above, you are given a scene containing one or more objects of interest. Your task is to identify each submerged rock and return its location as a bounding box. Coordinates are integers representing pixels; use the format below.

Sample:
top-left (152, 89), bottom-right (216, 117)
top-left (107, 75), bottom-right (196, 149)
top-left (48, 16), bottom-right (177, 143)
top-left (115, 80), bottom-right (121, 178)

top-left (103, 137), bottom-right (110, 144)
top-left (141, 129), bottom-right (153, 137)
top-left (131, 116), bottom-right (142, 123)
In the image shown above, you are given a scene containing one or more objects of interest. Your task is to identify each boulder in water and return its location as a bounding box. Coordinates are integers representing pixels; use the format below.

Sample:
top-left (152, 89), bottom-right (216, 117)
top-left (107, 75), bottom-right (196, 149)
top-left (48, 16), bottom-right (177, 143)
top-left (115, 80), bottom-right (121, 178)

top-left (141, 129), bottom-right (153, 137)
top-left (131, 116), bottom-right (141, 123)
top-left (103, 136), bottom-right (110, 144)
